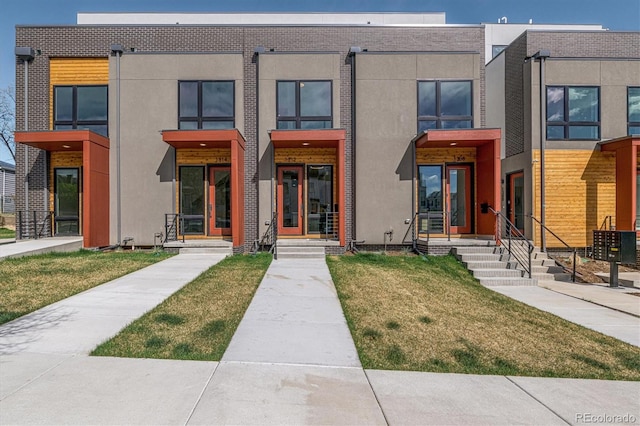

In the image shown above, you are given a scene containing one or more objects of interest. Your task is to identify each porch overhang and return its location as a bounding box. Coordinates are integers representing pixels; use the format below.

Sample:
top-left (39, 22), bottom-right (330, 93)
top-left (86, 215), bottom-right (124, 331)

top-left (14, 130), bottom-right (110, 248)
top-left (161, 129), bottom-right (246, 248)
top-left (270, 129), bottom-right (347, 246)
top-left (413, 128), bottom-right (502, 236)
top-left (600, 135), bottom-right (639, 231)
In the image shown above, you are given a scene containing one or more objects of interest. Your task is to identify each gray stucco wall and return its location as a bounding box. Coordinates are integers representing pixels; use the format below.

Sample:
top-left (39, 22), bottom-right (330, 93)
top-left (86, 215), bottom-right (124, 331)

top-left (354, 52), bottom-right (481, 244)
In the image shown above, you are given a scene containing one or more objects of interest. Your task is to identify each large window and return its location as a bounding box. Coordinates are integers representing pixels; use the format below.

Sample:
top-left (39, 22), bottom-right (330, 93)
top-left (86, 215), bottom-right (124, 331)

top-left (277, 81), bottom-right (332, 129)
top-left (546, 86), bottom-right (600, 140)
top-left (54, 86), bottom-right (108, 136)
top-left (179, 166), bottom-right (205, 234)
top-left (418, 81), bottom-right (473, 132)
top-left (179, 81), bottom-right (234, 129)
top-left (54, 168), bottom-right (80, 235)
top-left (628, 87), bottom-right (640, 135)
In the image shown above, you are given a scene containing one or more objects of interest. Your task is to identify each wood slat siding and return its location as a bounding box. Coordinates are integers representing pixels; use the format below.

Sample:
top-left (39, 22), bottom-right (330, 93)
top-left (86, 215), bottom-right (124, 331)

top-left (49, 151), bottom-right (83, 211)
top-left (533, 150), bottom-right (616, 248)
top-left (49, 58), bottom-right (109, 129)
top-left (175, 149), bottom-right (232, 223)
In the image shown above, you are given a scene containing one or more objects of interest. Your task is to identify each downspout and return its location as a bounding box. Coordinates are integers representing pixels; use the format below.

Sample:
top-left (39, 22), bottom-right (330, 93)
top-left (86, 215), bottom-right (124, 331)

top-left (23, 58), bottom-right (29, 217)
top-left (412, 139), bottom-right (417, 252)
top-left (534, 50), bottom-right (550, 252)
top-left (348, 47), bottom-right (361, 245)
top-left (111, 44), bottom-right (124, 246)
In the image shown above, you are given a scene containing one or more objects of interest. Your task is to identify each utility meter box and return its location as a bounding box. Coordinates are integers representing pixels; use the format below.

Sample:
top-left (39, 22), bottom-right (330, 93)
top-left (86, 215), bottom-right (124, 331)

top-left (592, 230), bottom-right (637, 265)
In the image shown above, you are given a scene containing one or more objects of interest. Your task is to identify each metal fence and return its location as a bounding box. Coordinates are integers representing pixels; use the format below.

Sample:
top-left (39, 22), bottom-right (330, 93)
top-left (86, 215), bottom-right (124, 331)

top-left (0, 195), bottom-right (15, 213)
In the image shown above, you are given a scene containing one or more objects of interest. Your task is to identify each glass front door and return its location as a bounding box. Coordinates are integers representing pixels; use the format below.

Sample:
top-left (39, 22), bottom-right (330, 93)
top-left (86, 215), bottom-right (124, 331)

top-left (209, 167), bottom-right (231, 236)
top-left (636, 170), bottom-right (640, 231)
top-left (508, 172), bottom-right (525, 232)
top-left (446, 164), bottom-right (472, 234)
top-left (278, 166), bottom-right (304, 235)
top-left (54, 168), bottom-right (80, 235)
top-left (418, 165), bottom-right (444, 233)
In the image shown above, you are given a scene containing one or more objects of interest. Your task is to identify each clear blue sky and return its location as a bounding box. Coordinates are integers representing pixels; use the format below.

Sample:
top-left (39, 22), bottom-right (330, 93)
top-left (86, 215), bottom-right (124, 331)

top-left (1, 0), bottom-right (639, 162)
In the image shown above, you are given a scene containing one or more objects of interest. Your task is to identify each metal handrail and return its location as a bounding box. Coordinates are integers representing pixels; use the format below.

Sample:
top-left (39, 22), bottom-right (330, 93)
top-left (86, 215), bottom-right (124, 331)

top-left (402, 211), bottom-right (448, 255)
top-left (490, 207), bottom-right (533, 278)
top-left (17, 210), bottom-right (54, 240)
top-left (600, 215), bottom-right (614, 230)
top-left (252, 211), bottom-right (278, 258)
top-left (529, 215), bottom-right (577, 282)
top-left (164, 213), bottom-right (185, 243)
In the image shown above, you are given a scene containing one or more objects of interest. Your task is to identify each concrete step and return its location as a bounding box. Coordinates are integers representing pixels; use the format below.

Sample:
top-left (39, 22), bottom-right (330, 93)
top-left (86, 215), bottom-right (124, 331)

top-left (530, 258), bottom-right (558, 267)
top-left (464, 261), bottom-right (518, 270)
top-left (533, 272), bottom-right (573, 282)
top-left (452, 246), bottom-right (503, 255)
top-left (456, 253), bottom-right (509, 262)
top-left (178, 247), bottom-right (232, 255)
top-left (471, 268), bottom-right (524, 278)
top-left (275, 245), bottom-right (326, 259)
top-left (479, 277), bottom-right (538, 286)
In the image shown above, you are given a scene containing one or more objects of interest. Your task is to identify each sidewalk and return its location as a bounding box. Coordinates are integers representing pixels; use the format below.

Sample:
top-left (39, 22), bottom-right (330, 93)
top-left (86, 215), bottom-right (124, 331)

top-left (1, 256), bottom-right (639, 425)
top-left (0, 236), bottom-right (82, 260)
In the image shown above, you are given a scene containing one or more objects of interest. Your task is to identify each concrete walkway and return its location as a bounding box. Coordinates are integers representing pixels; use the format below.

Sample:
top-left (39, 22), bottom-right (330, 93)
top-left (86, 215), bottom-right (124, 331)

top-left (0, 236), bottom-right (83, 260)
top-left (1, 256), bottom-right (639, 425)
top-left (492, 284), bottom-right (640, 347)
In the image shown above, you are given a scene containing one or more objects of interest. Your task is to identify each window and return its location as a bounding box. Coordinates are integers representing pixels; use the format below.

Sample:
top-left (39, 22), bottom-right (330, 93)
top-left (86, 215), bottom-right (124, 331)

top-left (54, 168), bottom-right (80, 235)
top-left (179, 166), bottom-right (205, 234)
top-left (179, 81), bottom-right (234, 129)
top-left (546, 86), bottom-right (600, 140)
top-left (628, 87), bottom-right (640, 135)
top-left (277, 81), bottom-right (332, 129)
top-left (54, 86), bottom-right (108, 136)
top-left (418, 81), bottom-right (473, 132)
top-left (492, 45), bottom-right (507, 58)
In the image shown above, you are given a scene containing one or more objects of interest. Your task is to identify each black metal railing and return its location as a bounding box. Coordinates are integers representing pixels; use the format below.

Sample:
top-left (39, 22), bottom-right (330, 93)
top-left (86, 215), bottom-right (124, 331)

top-left (490, 207), bottom-right (533, 278)
top-left (164, 213), bottom-right (185, 243)
top-left (529, 215), bottom-right (577, 282)
top-left (252, 211), bottom-right (278, 258)
top-left (403, 210), bottom-right (450, 255)
top-left (600, 215), bottom-right (615, 230)
top-left (17, 211), bottom-right (54, 240)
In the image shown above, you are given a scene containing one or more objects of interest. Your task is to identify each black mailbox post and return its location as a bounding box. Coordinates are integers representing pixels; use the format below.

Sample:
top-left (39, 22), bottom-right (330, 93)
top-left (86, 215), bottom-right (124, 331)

top-left (593, 230), bottom-right (637, 287)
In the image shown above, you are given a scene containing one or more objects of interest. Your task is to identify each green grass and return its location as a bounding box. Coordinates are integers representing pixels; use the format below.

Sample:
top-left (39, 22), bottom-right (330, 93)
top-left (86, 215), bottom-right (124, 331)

top-left (0, 250), bottom-right (173, 325)
top-left (327, 253), bottom-right (640, 380)
top-left (92, 253), bottom-right (272, 361)
top-left (0, 227), bottom-right (15, 239)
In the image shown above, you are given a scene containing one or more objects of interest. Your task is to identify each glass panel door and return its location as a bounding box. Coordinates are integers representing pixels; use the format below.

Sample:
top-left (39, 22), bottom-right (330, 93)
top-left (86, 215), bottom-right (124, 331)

top-left (278, 166), bottom-right (303, 235)
top-left (208, 167), bottom-right (231, 236)
top-left (54, 168), bottom-right (80, 235)
top-left (180, 166), bottom-right (205, 234)
top-left (509, 172), bottom-right (525, 232)
top-left (307, 165), bottom-right (333, 235)
top-left (636, 171), bottom-right (640, 231)
top-left (446, 165), bottom-right (472, 234)
top-left (418, 165), bottom-right (444, 233)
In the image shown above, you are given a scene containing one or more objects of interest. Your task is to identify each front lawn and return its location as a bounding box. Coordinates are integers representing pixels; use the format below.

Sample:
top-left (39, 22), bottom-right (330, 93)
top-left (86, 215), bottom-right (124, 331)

top-left (327, 253), bottom-right (640, 380)
top-left (92, 253), bottom-right (272, 361)
top-left (0, 227), bottom-right (15, 239)
top-left (0, 250), bottom-right (173, 324)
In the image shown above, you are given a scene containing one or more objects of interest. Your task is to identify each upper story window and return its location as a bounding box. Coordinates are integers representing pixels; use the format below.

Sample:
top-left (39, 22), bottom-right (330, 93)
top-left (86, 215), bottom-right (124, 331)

top-left (54, 85), bottom-right (108, 136)
top-left (628, 87), bottom-right (640, 135)
top-left (492, 45), bottom-right (507, 58)
top-left (546, 86), bottom-right (600, 140)
top-left (277, 81), bottom-right (332, 129)
top-left (179, 81), bottom-right (234, 129)
top-left (418, 81), bottom-right (473, 133)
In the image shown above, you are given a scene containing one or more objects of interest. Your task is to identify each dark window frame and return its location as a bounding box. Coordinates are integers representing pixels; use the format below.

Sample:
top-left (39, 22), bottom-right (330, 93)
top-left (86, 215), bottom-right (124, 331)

top-left (546, 85), bottom-right (601, 141)
top-left (53, 85), bottom-right (108, 136)
top-left (53, 167), bottom-right (81, 236)
top-left (179, 165), bottom-right (206, 235)
top-left (178, 80), bottom-right (235, 130)
top-left (628, 86), bottom-right (640, 135)
top-left (417, 80), bottom-right (474, 132)
top-left (276, 80), bottom-right (333, 129)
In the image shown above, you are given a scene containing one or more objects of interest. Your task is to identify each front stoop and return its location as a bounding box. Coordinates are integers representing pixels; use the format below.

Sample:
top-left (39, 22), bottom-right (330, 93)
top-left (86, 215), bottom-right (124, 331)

top-left (274, 239), bottom-right (337, 259)
top-left (163, 240), bottom-right (233, 256)
top-left (453, 246), bottom-right (536, 286)
top-left (453, 245), bottom-right (573, 286)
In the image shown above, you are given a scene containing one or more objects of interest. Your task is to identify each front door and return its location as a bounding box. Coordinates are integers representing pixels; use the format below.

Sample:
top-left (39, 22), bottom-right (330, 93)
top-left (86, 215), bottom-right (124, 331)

top-left (446, 164), bottom-right (472, 234)
top-left (508, 172), bottom-right (525, 232)
top-left (54, 168), bottom-right (80, 235)
top-left (208, 167), bottom-right (231, 236)
top-left (278, 166), bottom-right (304, 235)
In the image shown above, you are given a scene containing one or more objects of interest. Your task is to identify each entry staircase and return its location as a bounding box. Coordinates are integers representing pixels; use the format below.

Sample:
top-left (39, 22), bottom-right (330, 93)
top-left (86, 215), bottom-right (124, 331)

top-left (452, 243), bottom-right (570, 286)
top-left (163, 239), bottom-right (233, 256)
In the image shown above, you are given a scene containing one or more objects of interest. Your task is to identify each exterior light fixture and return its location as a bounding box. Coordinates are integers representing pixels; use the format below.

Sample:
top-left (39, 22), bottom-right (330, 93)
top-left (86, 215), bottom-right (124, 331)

top-left (199, 143), bottom-right (207, 147)
top-left (62, 145), bottom-right (71, 149)
top-left (450, 142), bottom-right (458, 146)
top-left (302, 142), bottom-right (310, 146)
